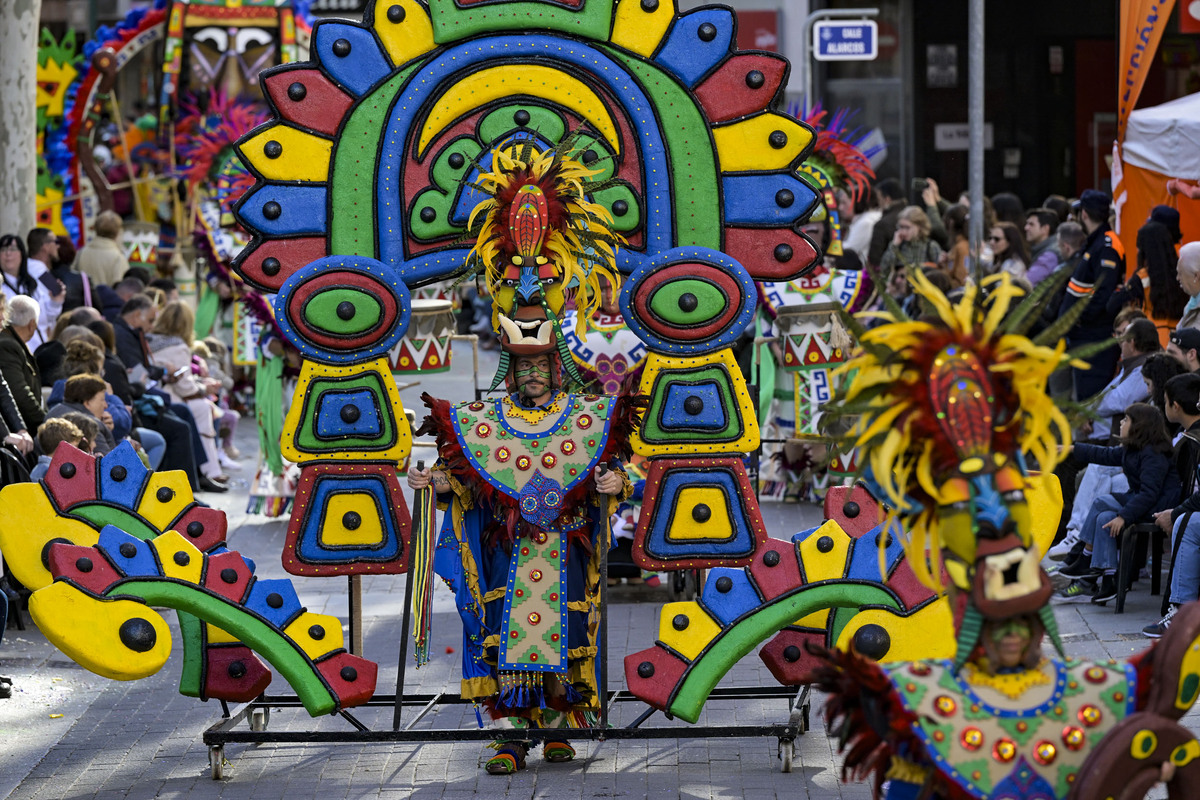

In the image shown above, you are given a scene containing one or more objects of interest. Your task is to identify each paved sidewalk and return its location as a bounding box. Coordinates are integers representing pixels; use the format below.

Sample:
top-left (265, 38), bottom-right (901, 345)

top-left (1, 341), bottom-right (1195, 799)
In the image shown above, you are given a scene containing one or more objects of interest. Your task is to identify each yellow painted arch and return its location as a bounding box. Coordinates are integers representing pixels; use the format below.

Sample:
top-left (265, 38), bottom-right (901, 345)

top-left (417, 65), bottom-right (620, 158)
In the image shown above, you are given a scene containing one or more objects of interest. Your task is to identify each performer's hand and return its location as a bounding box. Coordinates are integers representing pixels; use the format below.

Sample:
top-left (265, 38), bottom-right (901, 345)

top-left (594, 466), bottom-right (622, 496)
top-left (407, 466), bottom-right (432, 491)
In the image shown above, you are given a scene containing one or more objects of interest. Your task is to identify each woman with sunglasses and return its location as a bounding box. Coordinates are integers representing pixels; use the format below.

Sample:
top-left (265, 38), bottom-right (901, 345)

top-left (987, 222), bottom-right (1031, 279)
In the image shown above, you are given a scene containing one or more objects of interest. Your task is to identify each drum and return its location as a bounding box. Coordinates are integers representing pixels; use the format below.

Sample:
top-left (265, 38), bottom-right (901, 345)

top-left (389, 299), bottom-right (455, 373)
top-left (775, 303), bottom-right (849, 439)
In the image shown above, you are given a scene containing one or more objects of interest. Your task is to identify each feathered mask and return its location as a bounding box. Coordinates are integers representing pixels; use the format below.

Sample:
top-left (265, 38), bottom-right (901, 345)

top-left (832, 271), bottom-right (1089, 596)
top-left (462, 136), bottom-right (625, 392)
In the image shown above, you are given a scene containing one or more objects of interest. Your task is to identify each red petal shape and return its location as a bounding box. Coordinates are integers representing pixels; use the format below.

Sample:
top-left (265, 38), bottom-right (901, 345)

top-left (723, 226), bottom-right (821, 282)
top-left (47, 543), bottom-right (123, 595)
top-left (693, 53), bottom-right (788, 123)
top-left (42, 443), bottom-right (97, 511)
top-left (263, 67), bottom-right (354, 138)
top-left (232, 236), bottom-right (328, 292)
top-left (623, 646), bottom-right (689, 711)
top-left (203, 645), bottom-right (273, 702)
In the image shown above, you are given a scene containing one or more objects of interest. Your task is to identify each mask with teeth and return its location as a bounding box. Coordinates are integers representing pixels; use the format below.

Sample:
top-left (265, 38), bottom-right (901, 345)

top-left (831, 272), bottom-right (1074, 672)
top-left (460, 139), bottom-right (626, 396)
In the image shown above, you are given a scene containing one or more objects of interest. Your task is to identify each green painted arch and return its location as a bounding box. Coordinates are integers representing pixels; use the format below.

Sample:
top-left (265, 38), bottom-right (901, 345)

top-left (112, 580), bottom-right (339, 716)
top-left (667, 582), bottom-right (901, 723)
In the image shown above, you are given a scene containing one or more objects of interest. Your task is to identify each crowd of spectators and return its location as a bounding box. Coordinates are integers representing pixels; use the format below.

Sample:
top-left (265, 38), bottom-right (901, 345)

top-left (0, 218), bottom-right (244, 684)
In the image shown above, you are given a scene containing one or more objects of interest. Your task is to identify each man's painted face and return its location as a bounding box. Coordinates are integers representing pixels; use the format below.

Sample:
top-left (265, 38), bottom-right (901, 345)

top-left (989, 618), bottom-right (1033, 669)
top-left (514, 355), bottom-right (553, 398)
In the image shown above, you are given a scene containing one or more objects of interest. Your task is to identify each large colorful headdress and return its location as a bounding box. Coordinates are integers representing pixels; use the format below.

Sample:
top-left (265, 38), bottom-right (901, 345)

top-left (462, 137), bottom-right (625, 391)
top-left (796, 105), bottom-right (878, 257)
top-left (834, 272), bottom-right (1085, 664)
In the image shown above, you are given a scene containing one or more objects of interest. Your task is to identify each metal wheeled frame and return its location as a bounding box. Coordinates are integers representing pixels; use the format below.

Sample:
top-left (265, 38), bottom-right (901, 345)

top-left (201, 334), bottom-right (814, 779)
top-left (201, 527), bottom-right (812, 779)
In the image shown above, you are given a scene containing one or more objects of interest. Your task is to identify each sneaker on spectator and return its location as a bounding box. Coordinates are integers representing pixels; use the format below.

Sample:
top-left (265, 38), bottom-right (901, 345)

top-left (1053, 578), bottom-right (1098, 603)
top-left (218, 451), bottom-right (242, 472)
top-left (1090, 573), bottom-right (1118, 604)
top-left (1058, 558), bottom-right (1101, 580)
top-left (1143, 604), bottom-right (1180, 638)
top-left (1047, 533), bottom-right (1080, 560)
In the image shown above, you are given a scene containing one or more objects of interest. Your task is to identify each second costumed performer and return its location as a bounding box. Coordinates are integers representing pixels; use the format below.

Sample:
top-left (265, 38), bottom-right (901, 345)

top-left (407, 142), bottom-right (641, 774)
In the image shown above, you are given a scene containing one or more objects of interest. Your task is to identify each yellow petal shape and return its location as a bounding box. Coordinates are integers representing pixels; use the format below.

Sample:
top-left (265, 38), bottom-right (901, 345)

top-left (610, 0), bottom-right (677, 56)
top-left (374, 0), bottom-right (435, 68)
top-left (238, 123), bottom-right (333, 182)
top-left (712, 113), bottom-right (814, 172)
top-left (30, 582), bottom-right (171, 681)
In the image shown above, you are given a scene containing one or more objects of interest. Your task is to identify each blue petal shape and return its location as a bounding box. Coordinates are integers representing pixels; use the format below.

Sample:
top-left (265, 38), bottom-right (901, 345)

top-left (237, 185), bottom-right (328, 236)
top-left (655, 8), bottom-right (735, 87)
top-left (98, 526), bottom-right (162, 578)
top-left (844, 520), bottom-right (906, 583)
top-left (98, 441), bottom-right (150, 510)
top-left (643, 468), bottom-right (756, 563)
top-left (313, 21), bottom-right (392, 97)
top-left (243, 578), bottom-right (305, 629)
top-left (699, 567), bottom-right (763, 627)
top-left (722, 174), bottom-right (823, 227)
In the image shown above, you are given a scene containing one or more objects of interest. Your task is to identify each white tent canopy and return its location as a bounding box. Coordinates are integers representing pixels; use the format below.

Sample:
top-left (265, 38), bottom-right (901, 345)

top-left (1122, 92), bottom-right (1200, 179)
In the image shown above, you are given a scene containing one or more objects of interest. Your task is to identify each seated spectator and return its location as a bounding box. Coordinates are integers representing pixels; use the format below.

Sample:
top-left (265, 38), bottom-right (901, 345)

top-left (51, 235), bottom-right (89, 312)
top-left (47, 374), bottom-right (116, 454)
top-left (60, 411), bottom-right (99, 455)
top-left (1142, 353), bottom-right (1187, 418)
top-left (0, 295), bottom-right (45, 432)
top-left (30, 418), bottom-right (83, 481)
top-left (23, 228), bottom-right (65, 342)
top-left (1, 233), bottom-right (59, 349)
top-left (1050, 314), bottom-right (1154, 557)
top-left (123, 267), bottom-right (152, 287)
top-left (147, 301), bottom-right (226, 484)
top-left (1148, 373), bottom-right (1200, 637)
top-left (76, 211), bottom-right (129, 288)
top-left (49, 339), bottom-right (133, 441)
top-left (1057, 403), bottom-right (1181, 604)
top-left (113, 294), bottom-right (157, 374)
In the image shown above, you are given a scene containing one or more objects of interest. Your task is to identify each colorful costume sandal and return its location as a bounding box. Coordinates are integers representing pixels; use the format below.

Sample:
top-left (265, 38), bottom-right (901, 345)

top-left (543, 740), bottom-right (576, 763)
top-left (485, 742), bottom-right (528, 775)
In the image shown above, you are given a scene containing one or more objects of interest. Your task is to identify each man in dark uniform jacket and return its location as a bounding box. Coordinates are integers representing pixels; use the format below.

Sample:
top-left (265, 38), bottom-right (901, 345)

top-left (1060, 189), bottom-right (1124, 400)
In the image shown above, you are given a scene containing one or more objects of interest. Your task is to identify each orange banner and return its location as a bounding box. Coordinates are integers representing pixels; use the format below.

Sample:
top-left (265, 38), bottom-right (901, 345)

top-left (1118, 0), bottom-right (1177, 141)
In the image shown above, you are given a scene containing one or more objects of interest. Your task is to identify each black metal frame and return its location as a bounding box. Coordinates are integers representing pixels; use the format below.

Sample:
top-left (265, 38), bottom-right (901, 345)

top-left (200, 523), bottom-right (812, 778)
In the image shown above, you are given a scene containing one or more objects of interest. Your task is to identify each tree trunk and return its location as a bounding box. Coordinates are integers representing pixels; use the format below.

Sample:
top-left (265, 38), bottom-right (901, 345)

top-left (0, 0), bottom-right (42, 238)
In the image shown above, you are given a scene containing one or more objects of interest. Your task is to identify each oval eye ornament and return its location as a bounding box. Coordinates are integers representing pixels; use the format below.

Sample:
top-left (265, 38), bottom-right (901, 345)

top-left (275, 255), bottom-right (411, 364)
top-left (620, 247), bottom-right (756, 355)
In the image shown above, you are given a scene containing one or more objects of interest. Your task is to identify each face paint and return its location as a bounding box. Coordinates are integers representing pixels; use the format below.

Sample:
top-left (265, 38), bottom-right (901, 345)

top-left (514, 357), bottom-right (553, 399)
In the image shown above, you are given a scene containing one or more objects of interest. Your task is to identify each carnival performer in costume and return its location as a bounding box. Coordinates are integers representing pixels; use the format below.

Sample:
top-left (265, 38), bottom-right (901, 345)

top-left (407, 141), bottom-right (641, 774)
top-left (808, 270), bottom-right (1200, 799)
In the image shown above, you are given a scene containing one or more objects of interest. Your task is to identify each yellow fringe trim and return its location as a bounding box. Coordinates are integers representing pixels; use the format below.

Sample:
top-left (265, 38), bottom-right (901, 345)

top-left (961, 659), bottom-right (1052, 700)
top-left (885, 756), bottom-right (929, 784)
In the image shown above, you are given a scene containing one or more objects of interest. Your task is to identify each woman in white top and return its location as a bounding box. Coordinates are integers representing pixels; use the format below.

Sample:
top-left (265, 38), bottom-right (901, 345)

top-left (0, 234), bottom-right (62, 348)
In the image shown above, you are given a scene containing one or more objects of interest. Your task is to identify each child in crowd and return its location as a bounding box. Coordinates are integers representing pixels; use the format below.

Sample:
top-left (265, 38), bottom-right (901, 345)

top-left (29, 418), bottom-right (84, 481)
top-left (60, 411), bottom-right (99, 455)
top-left (1057, 403), bottom-right (1181, 604)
